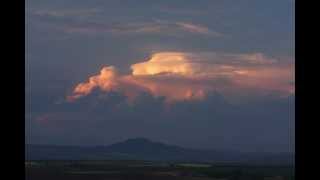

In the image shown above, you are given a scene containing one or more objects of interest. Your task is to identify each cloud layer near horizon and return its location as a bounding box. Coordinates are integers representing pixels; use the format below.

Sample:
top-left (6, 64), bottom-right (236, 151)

top-left (28, 87), bottom-right (295, 152)
top-left (68, 51), bottom-right (294, 102)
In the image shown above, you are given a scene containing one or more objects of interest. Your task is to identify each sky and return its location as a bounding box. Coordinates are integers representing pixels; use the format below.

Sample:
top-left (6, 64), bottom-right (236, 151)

top-left (25, 0), bottom-right (295, 153)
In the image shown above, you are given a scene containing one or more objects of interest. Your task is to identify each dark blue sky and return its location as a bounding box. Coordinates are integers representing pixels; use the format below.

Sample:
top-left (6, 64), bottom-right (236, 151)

top-left (26, 0), bottom-right (295, 153)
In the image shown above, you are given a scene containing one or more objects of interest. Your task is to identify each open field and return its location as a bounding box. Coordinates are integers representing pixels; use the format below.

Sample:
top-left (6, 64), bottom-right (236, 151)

top-left (26, 160), bottom-right (294, 180)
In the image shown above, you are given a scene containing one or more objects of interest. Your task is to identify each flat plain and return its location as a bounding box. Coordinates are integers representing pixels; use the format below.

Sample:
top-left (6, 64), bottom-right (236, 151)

top-left (25, 160), bottom-right (294, 180)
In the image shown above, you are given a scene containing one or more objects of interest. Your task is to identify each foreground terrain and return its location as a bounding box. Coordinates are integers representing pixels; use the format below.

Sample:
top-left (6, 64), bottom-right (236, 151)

top-left (25, 160), bottom-right (294, 180)
top-left (26, 138), bottom-right (294, 165)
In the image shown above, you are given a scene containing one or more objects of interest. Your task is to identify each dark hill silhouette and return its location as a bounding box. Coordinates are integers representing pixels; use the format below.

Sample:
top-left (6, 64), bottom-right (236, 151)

top-left (26, 138), bottom-right (294, 165)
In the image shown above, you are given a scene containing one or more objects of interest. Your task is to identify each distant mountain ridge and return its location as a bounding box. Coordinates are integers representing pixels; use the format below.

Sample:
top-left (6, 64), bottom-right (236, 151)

top-left (26, 138), bottom-right (294, 165)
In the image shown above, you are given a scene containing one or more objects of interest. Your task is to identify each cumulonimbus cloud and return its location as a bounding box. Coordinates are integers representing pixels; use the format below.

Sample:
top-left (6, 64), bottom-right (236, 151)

top-left (67, 51), bottom-right (294, 102)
